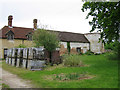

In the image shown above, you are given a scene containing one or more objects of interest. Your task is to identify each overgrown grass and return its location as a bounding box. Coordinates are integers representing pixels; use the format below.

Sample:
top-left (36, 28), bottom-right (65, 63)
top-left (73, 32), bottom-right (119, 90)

top-left (52, 72), bottom-right (89, 81)
top-left (2, 83), bottom-right (12, 90)
top-left (2, 83), bottom-right (10, 88)
top-left (2, 54), bottom-right (118, 88)
top-left (63, 54), bottom-right (84, 67)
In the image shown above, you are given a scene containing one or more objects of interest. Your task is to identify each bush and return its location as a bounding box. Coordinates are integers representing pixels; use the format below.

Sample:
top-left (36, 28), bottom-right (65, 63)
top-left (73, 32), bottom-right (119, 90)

top-left (106, 51), bottom-right (119, 60)
top-left (0, 58), bottom-right (4, 60)
top-left (105, 41), bottom-right (120, 60)
top-left (63, 54), bottom-right (84, 67)
top-left (2, 83), bottom-right (10, 88)
top-left (105, 42), bottom-right (115, 50)
top-left (15, 44), bottom-right (27, 48)
top-left (113, 41), bottom-right (120, 60)
top-left (85, 50), bottom-right (94, 55)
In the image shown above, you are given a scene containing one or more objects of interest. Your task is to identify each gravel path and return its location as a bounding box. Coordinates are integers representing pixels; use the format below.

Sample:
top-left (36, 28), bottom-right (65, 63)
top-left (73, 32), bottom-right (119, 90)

top-left (0, 61), bottom-right (33, 88)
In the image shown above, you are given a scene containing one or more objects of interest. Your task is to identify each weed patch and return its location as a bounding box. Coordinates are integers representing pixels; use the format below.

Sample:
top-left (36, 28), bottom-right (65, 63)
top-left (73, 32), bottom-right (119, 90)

top-left (53, 72), bottom-right (93, 81)
top-left (45, 72), bottom-right (94, 82)
top-left (63, 54), bottom-right (84, 67)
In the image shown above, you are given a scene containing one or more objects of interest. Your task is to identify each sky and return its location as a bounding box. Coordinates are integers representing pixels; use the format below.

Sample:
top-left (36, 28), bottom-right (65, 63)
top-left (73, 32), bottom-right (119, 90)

top-left (0, 0), bottom-right (93, 34)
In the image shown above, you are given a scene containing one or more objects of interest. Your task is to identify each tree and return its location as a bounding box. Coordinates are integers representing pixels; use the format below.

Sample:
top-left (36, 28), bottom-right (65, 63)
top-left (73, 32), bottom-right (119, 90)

top-left (82, 1), bottom-right (120, 59)
top-left (33, 29), bottom-right (60, 62)
top-left (82, 1), bottom-right (120, 43)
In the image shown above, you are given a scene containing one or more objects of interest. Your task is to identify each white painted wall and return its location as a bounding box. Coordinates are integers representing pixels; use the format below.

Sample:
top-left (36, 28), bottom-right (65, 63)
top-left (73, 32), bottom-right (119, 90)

top-left (70, 42), bottom-right (89, 53)
top-left (85, 33), bottom-right (104, 53)
top-left (60, 41), bottom-right (89, 53)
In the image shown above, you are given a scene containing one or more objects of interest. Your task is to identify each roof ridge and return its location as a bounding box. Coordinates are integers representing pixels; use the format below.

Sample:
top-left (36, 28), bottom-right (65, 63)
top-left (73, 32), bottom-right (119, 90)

top-left (46, 29), bottom-right (83, 35)
top-left (4, 25), bottom-right (33, 30)
top-left (84, 32), bottom-right (100, 34)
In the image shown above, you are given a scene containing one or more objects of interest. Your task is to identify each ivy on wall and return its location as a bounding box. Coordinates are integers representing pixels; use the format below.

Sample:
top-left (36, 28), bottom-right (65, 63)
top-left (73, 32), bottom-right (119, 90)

top-left (67, 42), bottom-right (70, 54)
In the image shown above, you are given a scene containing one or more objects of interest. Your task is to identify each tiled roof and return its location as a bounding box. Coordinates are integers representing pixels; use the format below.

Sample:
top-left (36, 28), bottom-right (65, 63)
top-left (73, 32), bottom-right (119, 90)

top-left (0, 26), bottom-right (33, 39)
top-left (0, 26), bottom-right (89, 43)
top-left (58, 32), bottom-right (89, 43)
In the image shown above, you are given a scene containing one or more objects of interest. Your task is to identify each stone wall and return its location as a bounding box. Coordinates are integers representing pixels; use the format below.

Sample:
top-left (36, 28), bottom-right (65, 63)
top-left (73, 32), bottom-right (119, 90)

top-left (0, 39), bottom-right (34, 58)
top-left (84, 33), bottom-right (104, 53)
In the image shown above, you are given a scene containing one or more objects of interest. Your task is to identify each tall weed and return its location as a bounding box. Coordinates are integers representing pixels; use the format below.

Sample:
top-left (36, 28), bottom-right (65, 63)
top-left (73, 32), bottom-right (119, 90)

top-left (63, 54), bottom-right (84, 67)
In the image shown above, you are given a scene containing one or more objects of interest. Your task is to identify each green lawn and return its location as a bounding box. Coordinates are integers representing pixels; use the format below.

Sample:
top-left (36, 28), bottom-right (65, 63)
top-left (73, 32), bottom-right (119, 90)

top-left (2, 54), bottom-right (118, 88)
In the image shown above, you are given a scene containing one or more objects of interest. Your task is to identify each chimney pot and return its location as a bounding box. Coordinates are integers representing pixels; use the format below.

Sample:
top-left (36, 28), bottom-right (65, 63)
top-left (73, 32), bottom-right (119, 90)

top-left (33, 19), bottom-right (37, 30)
top-left (8, 15), bottom-right (13, 27)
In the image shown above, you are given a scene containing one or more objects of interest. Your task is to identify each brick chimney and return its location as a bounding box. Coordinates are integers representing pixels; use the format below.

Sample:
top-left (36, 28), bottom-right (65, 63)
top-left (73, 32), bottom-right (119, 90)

top-left (8, 15), bottom-right (13, 28)
top-left (33, 19), bottom-right (37, 30)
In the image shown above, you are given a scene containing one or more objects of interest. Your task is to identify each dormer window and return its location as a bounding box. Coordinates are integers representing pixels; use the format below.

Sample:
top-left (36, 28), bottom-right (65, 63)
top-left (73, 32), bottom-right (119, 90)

top-left (26, 32), bottom-right (32, 41)
top-left (8, 34), bottom-right (14, 40)
top-left (5, 30), bottom-right (14, 40)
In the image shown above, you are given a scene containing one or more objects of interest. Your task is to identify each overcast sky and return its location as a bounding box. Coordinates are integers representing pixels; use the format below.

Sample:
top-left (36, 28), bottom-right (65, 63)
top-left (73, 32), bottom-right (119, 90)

top-left (0, 0), bottom-right (93, 33)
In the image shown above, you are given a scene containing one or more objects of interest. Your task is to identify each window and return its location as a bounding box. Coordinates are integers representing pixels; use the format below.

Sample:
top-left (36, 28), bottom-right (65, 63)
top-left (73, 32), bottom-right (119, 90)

top-left (7, 34), bottom-right (14, 40)
top-left (27, 32), bottom-right (32, 41)
top-left (6, 30), bottom-right (14, 40)
top-left (76, 47), bottom-right (81, 53)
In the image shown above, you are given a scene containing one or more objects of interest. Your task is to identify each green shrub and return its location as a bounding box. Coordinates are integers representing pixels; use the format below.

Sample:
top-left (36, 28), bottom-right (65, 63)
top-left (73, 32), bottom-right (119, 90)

top-left (63, 54), bottom-right (84, 67)
top-left (105, 41), bottom-right (120, 60)
top-left (15, 44), bottom-right (27, 48)
top-left (85, 50), bottom-right (94, 55)
top-left (0, 58), bottom-right (4, 60)
top-left (78, 51), bottom-right (83, 55)
top-left (113, 41), bottom-right (120, 60)
top-left (2, 83), bottom-right (10, 88)
top-left (106, 51), bottom-right (119, 60)
top-left (105, 42), bottom-right (115, 50)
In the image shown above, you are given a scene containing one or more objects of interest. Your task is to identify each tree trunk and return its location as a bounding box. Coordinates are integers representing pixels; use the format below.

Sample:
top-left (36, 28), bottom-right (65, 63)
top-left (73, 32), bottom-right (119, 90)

top-left (49, 51), bottom-right (53, 66)
top-left (49, 51), bottom-right (52, 63)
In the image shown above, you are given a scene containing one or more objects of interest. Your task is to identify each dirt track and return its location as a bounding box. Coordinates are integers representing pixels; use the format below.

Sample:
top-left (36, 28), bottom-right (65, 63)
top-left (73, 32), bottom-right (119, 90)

top-left (0, 61), bottom-right (33, 88)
